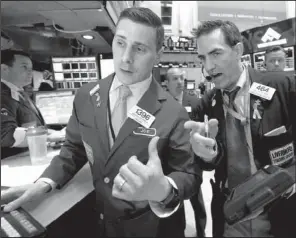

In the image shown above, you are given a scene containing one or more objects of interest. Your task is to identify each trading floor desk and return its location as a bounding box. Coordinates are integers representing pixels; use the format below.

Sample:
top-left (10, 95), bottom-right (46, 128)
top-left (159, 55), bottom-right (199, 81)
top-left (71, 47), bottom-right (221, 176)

top-left (1, 148), bottom-right (94, 229)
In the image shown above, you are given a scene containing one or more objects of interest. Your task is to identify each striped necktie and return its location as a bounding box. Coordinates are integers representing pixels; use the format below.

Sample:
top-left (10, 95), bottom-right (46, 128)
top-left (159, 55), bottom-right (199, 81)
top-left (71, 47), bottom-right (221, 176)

top-left (111, 85), bottom-right (132, 137)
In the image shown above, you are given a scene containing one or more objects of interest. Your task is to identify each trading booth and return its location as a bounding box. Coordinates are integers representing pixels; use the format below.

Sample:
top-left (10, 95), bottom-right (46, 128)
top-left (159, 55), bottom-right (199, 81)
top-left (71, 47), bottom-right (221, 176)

top-left (241, 17), bottom-right (296, 72)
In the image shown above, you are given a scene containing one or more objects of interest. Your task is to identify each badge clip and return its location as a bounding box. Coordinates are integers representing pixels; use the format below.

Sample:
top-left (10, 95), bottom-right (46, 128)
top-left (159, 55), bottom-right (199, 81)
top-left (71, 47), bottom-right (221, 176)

top-left (95, 92), bottom-right (101, 107)
top-left (90, 84), bottom-right (100, 96)
top-left (253, 99), bottom-right (262, 119)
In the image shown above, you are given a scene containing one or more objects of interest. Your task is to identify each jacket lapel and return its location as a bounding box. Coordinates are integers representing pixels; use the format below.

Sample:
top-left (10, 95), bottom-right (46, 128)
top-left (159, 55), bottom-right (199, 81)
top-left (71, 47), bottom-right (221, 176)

top-left (248, 67), bottom-right (265, 137)
top-left (107, 78), bottom-right (164, 162)
top-left (90, 74), bottom-right (114, 154)
top-left (20, 93), bottom-right (45, 125)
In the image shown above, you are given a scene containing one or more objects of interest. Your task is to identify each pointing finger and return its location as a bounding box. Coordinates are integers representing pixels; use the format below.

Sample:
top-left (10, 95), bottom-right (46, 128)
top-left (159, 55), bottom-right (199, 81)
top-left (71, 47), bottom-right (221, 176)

top-left (192, 133), bottom-right (216, 147)
top-left (184, 121), bottom-right (204, 134)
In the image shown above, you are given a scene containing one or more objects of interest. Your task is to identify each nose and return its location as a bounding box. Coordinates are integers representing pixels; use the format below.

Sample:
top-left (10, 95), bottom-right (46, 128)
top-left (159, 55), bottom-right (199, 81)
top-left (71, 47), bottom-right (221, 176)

top-left (122, 46), bottom-right (134, 64)
top-left (275, 60), bottom-right (279, 66)
top-left (203, 59), bottom-right (216, 74)
top-left (27, 69), bottom-right (33, 78)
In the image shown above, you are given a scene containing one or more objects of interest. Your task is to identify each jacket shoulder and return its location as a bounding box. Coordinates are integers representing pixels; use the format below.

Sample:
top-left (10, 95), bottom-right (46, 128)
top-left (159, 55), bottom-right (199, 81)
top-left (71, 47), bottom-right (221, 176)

top-left (250, 69), bottom-right (295, 91)
top-left (1, 84), bottom-right (20, 105)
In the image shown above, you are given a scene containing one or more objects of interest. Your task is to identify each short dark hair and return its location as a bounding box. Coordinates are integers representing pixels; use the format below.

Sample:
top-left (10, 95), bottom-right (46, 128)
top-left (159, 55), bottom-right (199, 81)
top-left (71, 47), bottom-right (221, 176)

top-left (265, 45), bottom-right (285, 57)
top-left (194, 20), bottom-right (242, 47)
top-left (117, 7), bottom-right (164, 51)
top-left (1, 49), bottom-right (31, 67)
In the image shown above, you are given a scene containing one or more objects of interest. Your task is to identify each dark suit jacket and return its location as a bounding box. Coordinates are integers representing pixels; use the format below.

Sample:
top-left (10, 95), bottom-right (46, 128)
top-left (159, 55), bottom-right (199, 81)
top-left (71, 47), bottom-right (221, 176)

top-left (192, 67), bottom-right (296, 237)
top-left (181, 91), bottom-right (199, 120)
top-left (179, 91), bottom-right (207, 237)
top-left (41, 74), bottom-right (202, 237)
top-left (1, 82), bottom-right (45, 159)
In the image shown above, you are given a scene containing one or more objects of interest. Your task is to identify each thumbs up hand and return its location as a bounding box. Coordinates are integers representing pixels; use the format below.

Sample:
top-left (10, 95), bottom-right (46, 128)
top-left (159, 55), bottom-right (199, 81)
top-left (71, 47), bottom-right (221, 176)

top-left (112, 136), bottom-right (172, 202)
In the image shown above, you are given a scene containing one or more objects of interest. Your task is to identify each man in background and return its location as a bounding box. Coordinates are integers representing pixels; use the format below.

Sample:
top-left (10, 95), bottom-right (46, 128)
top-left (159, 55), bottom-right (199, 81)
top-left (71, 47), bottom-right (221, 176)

top-left (264, 45), bottom-right (286, 72)
top-left (166, 68), bottom-right (199, 120)
top-left (1, 50), bottom-right (46, 159)
top-left (166, 67), bottom-right (206, 237)
top-left (1, 49), bottom-right (65, 159)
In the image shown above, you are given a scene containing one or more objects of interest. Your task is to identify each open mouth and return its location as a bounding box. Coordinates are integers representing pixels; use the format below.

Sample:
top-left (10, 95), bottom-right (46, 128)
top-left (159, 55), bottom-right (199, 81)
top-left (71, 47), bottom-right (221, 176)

top-left (211, 73), bottom-right (222, 79)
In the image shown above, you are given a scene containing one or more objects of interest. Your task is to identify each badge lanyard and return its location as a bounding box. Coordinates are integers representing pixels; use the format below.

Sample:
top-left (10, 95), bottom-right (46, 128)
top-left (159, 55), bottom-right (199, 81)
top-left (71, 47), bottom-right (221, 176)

top-left (222, 73), bottom-right (257, 174)
top-left (107, 94), bottom-right (116, 143)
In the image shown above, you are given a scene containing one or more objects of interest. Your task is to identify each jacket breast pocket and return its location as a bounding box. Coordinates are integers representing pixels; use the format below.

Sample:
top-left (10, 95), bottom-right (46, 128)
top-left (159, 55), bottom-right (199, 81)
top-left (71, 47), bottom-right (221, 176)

top-left (78, 123), bottom-right (101, 164)
top-left (120, 210), bottom-right (159, 237)
top-left (255, 131), bottom-right (294, 168)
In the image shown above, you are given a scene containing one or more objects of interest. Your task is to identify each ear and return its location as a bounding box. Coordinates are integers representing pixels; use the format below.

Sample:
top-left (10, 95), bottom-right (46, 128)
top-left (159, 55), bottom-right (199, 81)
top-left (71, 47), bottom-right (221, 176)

top-left (155, 47), bottom-right (163, 65)
top-left (263, 61), bottom-right (267, 68)
top-left (164, 80), bottom-right (168, 87)
top-left (1, 64), bottom-right (10, 75)
top-left (233, 42), bottom-right (244, 59)
top-left (1, 64), bottom-right (9, 72)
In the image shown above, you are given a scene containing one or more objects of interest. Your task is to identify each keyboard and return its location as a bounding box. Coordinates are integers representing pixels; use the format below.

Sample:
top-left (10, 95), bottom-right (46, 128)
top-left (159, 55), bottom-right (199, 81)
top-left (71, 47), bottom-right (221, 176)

top-left (1, 187), bottom-right (46, 237)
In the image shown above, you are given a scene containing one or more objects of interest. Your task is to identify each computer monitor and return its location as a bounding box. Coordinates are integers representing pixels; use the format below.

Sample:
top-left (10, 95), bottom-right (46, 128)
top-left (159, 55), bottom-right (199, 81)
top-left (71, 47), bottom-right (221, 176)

top-left (241, 54), bottom-right (252, 67)
top-left (34, 90), bottom-right (76, 125)
top-left (51, 56), bottom-right (99, 90)
top-left (253, 51), bottom-right (266, 71)
top-left (283, 46), bottom-right (295, 71)
top-left (186, 82), bottom-right (195, 90)
top-left (99, 54), bottom-right (114, 79)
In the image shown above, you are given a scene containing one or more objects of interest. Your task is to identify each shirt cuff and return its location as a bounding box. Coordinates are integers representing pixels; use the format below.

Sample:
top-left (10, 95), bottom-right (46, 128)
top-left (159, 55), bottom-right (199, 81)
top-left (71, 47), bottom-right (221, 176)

top-left (12, 127), bottom-right (28, 147)
top-left (36, 178), bottom-right (58, 192)
top-left (284, 184), bottom-right (296, 199)
top-left (148, 176), bottom-right (180, 218)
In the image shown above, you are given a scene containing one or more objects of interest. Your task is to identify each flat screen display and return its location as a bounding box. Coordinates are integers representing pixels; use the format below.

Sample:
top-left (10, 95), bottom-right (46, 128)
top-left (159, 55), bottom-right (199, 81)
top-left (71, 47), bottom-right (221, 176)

top-left (34, 90), bottom-right (75, 125)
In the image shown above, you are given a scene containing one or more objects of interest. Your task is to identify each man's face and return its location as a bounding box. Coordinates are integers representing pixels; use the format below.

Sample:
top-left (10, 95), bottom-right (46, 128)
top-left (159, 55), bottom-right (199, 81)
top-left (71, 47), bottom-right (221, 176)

top-left (197, 29), bottom-right (243, 90)
top-left (166, 69), bottom-right (185, 98)
top-left (265, 50), bottom-right (286, 71)
top-left (6, 55), bottom-right (33, 88)
top-left (112, 18), bottom-right (162, 85)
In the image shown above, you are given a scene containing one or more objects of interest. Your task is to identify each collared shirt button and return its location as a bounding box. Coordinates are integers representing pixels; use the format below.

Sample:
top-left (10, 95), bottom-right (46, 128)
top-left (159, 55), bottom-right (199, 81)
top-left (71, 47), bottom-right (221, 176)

top-left (100, 213), bottom-right (104, 220)
top-left (104, 177), bottom-right (110, 184)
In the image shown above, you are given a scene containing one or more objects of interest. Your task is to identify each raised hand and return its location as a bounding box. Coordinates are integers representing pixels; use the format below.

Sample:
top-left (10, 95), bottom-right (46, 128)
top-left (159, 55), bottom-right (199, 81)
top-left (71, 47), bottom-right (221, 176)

top-left (112, 136), bottom-right (171, 202)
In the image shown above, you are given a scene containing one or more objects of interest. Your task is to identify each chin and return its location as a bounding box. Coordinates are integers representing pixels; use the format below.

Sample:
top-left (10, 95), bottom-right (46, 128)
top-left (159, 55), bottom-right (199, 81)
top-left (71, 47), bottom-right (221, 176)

top-left (116, 73), bottom-right (133, 84)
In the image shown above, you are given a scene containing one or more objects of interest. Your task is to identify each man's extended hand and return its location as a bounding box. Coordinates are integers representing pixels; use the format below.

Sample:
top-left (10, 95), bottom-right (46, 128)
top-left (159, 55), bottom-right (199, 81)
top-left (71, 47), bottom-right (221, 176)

top-left (112, 136), bottom-right (171, 202)
top-left (184, 119), bottom-right (219, 162)
top-left (1, 181), bottom-right (51, 212)
top-left (47, 128), bottom-right (66, 142)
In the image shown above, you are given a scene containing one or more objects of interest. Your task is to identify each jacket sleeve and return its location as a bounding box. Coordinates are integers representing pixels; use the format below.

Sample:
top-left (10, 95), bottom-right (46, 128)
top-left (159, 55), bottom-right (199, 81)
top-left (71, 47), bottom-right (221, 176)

top-left (1, 93), bottom-right (18, 147)
top-left (39, 91), bottom-right (88, 188)
top-left (166, 107), bottom-right (203, 201)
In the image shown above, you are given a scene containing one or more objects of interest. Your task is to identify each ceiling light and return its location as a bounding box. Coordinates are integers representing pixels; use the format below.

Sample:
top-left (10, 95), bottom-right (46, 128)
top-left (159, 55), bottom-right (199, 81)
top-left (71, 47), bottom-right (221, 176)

top-left (97, 7), bottom-right (103, 12)
top-left (82, 35), bottom-right (94, 40)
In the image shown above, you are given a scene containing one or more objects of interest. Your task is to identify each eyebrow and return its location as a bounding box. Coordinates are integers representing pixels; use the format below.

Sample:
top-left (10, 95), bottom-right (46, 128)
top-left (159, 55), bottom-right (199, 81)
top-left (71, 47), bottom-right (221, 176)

top-left (208, 48), bottom-right (223, 55)
top-left (115, 35), bottom-right (150, 49)
top-left (198, 48), bottom-right (223, 59)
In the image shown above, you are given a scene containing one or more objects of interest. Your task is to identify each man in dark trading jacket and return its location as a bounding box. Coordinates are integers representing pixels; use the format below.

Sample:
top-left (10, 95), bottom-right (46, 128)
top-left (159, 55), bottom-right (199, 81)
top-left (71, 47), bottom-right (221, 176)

top-left (1, 49), bottom-right (46, 159)
top-left (185, 20), bottom-right (296, 237)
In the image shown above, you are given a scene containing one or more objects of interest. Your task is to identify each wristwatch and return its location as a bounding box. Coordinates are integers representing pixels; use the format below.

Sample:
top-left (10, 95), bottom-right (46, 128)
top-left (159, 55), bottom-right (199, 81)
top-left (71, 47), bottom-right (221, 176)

top-left (159, 186), bottom-right (180, 209)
